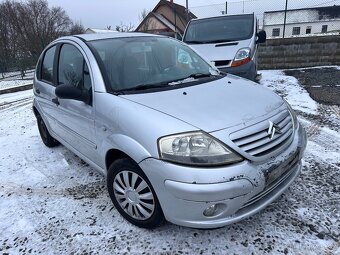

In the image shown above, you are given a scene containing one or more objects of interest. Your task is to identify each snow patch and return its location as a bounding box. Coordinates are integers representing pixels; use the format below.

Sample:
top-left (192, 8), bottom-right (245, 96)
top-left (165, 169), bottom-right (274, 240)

top-left (259, 70), bottom-right (318, 115)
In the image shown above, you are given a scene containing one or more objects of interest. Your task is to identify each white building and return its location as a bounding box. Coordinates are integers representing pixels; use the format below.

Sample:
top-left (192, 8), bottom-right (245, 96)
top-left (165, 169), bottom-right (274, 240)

top-left (263, 6), bottom-right (340, 38)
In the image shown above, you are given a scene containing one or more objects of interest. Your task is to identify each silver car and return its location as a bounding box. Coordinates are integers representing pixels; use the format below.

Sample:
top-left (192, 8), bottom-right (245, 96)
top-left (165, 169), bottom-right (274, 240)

top-left (33, 32), bottom-right (307, 229)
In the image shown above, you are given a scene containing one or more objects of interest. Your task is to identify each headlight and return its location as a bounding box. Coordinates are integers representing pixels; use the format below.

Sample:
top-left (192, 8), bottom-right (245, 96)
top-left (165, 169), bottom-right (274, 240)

top-left (284, 99), bottom-right (298, 129)
top-left (231, 47), bottom-right (251, 67)
top-left (158, 132), bottom-right (243, 166)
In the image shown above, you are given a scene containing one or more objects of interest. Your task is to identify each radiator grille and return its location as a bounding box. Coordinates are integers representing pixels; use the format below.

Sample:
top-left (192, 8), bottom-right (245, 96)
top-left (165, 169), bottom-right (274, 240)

top-left (230, 110), bottom-right (293, 157)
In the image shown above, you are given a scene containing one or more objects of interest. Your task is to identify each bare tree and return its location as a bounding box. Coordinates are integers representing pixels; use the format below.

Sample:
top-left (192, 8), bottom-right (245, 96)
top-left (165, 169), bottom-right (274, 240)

top-left (69, 21), bottom-right (85, 35)
top-left (0, 0), bottom-right (83, 74)
top-left (115, 22), bottom-right (135, 32)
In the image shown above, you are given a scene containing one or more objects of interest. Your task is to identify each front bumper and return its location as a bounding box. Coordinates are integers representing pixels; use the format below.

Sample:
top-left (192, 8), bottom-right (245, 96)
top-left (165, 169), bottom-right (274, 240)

top-left (218, 60), bottom-right (256, 81)
top-left (139, 124), bottom-right (306, 228)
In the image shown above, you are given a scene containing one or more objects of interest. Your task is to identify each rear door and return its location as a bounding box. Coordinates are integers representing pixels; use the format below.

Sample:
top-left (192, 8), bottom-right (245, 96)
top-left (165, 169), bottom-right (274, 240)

top-left (53, 42), bottom-right (98, 162)
top-left (34, 45), bottom-right (59, 132)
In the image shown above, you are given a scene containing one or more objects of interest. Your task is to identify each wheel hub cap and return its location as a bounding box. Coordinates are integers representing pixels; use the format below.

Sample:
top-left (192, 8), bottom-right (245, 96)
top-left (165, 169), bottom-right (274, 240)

top-left (113, 170), bottom-right (155, 220)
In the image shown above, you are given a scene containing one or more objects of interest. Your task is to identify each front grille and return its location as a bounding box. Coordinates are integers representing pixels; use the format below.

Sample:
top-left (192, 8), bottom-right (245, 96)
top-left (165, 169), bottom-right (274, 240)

top-left (214, 60), bottom-right (231, 67)
top-left (230, 110), bottom-right (294, 157)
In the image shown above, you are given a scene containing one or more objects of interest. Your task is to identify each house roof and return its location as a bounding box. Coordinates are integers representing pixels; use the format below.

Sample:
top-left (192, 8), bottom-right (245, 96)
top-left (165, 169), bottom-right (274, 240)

top-left (152, 0), bottom-right (196, 20)
top-left (85, 28), bottom-right (116, 34)
top-left (135, 0), bottom-right (196, 33)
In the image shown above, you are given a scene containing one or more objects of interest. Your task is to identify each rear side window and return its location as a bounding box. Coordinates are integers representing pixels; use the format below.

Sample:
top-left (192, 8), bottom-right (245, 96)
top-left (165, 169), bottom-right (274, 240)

top-left (41, 46), bottom-right (56, 83)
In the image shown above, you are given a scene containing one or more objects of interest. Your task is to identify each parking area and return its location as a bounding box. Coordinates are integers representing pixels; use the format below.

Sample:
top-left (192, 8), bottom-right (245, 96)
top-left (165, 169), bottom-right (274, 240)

top-left (0, 68), bottom-right (339, 254)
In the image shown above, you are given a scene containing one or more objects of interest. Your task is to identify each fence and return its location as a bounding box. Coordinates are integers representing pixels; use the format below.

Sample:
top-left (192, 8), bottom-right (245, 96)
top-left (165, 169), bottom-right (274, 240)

top-left (189, 0), bottom-right (340, 38)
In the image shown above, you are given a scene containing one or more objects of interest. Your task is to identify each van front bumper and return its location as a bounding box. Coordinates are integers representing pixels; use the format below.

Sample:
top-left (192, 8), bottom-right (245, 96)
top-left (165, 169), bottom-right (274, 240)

top-left (218, 60), bottom-right (257, 81)
top-left (139, 125), bottom-right (306, 228)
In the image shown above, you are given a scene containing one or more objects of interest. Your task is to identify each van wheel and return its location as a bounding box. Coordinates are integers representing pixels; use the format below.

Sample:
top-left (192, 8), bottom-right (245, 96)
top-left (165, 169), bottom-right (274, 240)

top-left (37, 115), bottom-right (59, 147)
top-left (107, 158), bottom-right (164, 229)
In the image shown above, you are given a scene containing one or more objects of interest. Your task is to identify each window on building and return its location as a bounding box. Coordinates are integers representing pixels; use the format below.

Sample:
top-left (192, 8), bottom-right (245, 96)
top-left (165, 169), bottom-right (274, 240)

top-left (306, 26), bottom-right (312, 34)
top-left (321, 25), bottom-right (328, 33)
top-left (272, 28), bottom-right (280, 37)
top-left (292, 27), bottom-right (300, 35)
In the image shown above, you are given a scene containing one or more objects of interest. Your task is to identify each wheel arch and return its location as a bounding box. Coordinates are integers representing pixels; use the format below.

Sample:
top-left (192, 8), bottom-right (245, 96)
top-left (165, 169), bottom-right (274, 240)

top-left (103, 134), bottom-right (154, 173)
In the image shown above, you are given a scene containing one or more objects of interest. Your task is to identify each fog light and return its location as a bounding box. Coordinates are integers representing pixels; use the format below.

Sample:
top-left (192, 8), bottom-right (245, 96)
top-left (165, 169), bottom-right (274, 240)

top-left (203, 204), bottom-right (217, 217)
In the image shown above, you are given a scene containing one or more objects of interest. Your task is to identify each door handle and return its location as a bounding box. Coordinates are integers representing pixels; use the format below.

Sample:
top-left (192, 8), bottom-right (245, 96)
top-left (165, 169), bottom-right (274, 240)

top-left (52, 97), bottom-right (59, 106)
top-left (35, 88), bottom-right (40, 94)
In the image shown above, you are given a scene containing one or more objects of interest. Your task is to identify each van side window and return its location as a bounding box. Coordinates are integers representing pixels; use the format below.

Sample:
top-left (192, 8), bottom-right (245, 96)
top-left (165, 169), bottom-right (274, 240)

top-left (41, 46), bottom-right (56, 83)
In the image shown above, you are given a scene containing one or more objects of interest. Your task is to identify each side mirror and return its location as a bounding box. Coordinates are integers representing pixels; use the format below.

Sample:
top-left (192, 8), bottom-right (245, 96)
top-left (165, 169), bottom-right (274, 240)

top-left (55, 84), bottom-right (89, 103)
top-left (256, 30), bottom-right (267, 44)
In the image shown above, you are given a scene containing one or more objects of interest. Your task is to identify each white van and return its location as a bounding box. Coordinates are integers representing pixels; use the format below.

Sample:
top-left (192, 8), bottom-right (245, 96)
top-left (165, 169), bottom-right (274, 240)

top-left (183, 13), bottom-right (266, 81)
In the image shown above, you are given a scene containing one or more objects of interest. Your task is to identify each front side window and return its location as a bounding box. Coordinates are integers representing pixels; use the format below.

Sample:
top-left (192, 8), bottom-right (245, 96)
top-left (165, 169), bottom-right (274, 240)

top-left (292, 27), bottom-right (300, 35)
top-left (58, 44), bottom-right (84, 87)
top-left (58, 44), bottom-right (92, 102)
top-left (41, 46), bottom-right (56, 83)
top-left (88, 37), bottom-right (219, 92)
top-left (183, 14), bottom-right (254, 44)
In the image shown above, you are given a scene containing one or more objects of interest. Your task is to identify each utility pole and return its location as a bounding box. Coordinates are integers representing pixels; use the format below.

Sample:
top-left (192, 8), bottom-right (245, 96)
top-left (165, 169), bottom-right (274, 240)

top-left (186, 0), bottom-right (189, 22)
top-left (225, 1), bottom-right (228, 15)
top-left (283, 0), bottom-right (288, 38)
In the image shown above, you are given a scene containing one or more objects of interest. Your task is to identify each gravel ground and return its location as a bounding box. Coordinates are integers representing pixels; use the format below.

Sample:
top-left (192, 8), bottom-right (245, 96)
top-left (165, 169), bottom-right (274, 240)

top-left (0, 70), bottom-right (339, 254)
top-left (284, 67), bottom-right (340, 106)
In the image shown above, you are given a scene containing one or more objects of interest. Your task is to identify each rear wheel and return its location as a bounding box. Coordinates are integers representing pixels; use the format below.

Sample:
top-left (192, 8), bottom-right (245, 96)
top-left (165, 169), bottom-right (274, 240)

top-left (107, 158), bottom-right (164, 228)
top-left (36, 115), bottom-right (59, 147)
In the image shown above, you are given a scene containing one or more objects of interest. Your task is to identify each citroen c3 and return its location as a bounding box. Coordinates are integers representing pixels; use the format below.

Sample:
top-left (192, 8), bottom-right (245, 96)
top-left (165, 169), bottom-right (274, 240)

top-left (33, 32), bottom-right (306, 229)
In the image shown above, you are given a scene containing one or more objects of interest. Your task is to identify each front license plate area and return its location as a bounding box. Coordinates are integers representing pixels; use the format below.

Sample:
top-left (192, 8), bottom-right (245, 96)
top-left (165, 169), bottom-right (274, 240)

top-left (266, 151), bottom-right (299, 186)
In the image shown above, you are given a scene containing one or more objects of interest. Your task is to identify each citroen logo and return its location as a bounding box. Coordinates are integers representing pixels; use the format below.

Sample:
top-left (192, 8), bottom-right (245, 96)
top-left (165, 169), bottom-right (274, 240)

top-left (268, 121), bottom-right (282, 139)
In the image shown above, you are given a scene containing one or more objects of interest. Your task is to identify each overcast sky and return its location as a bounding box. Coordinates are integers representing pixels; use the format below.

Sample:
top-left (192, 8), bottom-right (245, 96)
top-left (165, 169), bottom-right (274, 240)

top-left (2, 0), bottom-right (340, 29)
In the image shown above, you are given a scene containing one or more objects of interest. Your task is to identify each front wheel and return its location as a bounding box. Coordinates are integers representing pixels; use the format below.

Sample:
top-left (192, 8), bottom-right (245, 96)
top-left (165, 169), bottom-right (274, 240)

top-left (107, 158), bottom-right (164, 228)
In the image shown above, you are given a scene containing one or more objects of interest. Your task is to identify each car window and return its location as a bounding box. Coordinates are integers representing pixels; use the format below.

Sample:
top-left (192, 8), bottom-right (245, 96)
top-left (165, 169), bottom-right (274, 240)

top-left (59, 44), bottom-right (82, 87)
top-left (58, 44), bottom-right (92, 91)
top-left (41, 46), bottom-right (56, 83)
top-left (88, 37), bottom-right (217, 91)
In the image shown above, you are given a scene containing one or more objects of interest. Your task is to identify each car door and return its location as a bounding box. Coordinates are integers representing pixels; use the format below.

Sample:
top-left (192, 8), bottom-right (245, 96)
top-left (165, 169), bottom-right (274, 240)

top-left (34, 45), bottom-right (59, 132)
top-left (53, 42), bottom-right (97, 163)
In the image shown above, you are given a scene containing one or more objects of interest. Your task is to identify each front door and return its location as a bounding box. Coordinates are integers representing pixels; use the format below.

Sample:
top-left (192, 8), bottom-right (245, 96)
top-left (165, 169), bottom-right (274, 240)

top-left (54, 43), bottom-right (97, 163)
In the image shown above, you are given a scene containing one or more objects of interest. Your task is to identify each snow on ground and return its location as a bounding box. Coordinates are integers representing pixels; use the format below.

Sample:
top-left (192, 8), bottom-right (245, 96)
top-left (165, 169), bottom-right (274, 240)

top-left (259, 70), bottom-right (318, 115)
top-left (0, 70), bottom-right (339, 254)
top-left (0, 70), bottom-right (34, 91)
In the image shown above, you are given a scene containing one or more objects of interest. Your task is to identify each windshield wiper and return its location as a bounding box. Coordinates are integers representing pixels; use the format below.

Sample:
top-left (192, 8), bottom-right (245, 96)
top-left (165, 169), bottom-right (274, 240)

top-left (168, 73), bottom-right (217, 85)
top-left (185, 39), bottom-right (235, 44)
top-left (116, 83), bottom-right (169, 93)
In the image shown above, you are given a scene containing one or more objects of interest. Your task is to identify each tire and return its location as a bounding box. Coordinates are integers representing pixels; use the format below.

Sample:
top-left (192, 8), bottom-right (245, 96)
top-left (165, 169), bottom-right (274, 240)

top-left (36, 115), bottom-right (59, 148)
top-left (107, 158), bottom-right (164, 229)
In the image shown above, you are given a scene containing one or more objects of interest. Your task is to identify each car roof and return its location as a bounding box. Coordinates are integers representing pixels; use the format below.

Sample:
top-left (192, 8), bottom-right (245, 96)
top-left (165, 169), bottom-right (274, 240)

top-left (68, 32), bottom-right (161, 42)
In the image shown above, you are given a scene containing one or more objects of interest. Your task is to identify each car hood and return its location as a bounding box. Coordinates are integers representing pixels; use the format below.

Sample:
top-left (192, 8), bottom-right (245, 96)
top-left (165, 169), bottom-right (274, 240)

top-left (188, 39), bottom-right (251, 62)
top-left (120, 76), bottom-right (284, 132)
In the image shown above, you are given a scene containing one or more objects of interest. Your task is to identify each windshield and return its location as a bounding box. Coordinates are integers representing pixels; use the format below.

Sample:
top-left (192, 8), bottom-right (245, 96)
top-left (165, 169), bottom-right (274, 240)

top-left (88, 37), bottom-right (219, 92)
top-left (183, 14), bottom-right (254, 44)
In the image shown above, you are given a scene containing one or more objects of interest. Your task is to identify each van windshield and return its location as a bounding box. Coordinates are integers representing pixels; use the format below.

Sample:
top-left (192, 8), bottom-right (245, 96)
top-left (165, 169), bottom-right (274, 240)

top-left (184, 14), bottom-right (254, 44)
